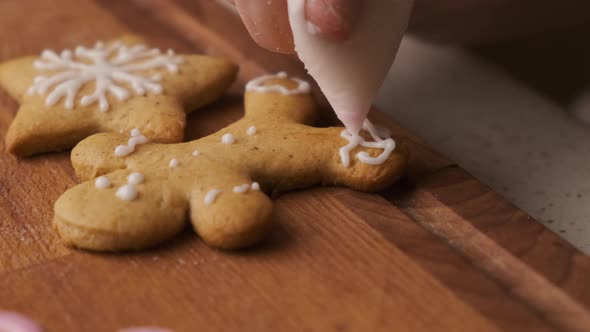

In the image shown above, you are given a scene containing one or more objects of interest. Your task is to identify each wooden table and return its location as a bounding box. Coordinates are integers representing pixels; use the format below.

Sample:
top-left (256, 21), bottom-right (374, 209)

top-left (0, 1), bottom-right (589, 331)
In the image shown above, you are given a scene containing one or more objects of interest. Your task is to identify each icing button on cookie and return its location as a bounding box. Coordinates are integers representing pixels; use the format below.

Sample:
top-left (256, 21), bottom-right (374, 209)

top-left (221, 133), bottom-right (234, 144)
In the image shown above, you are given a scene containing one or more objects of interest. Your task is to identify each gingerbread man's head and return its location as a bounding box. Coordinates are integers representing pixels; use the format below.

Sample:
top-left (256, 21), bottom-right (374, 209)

top-left (53, 73), bottom-right (407, 251)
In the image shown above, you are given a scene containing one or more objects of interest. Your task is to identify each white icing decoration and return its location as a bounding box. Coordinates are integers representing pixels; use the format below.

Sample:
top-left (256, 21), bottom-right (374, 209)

top-left (245, 72), bottom-right (310, 95)
top-left (127, 172), bottom-right (144, 185)
top-left (251, 182), bottom-right (260, 191)
top-left (204, 189), bottom-right (222, 205)
top-left (114, 129), bottom-right (149, 157)
top-left (246, 126), bottom-right (257, 136)
top-left (95, 176), bottom-right (111, 189)
top-left (339, 119), bottom-right (396, 167)
top-left (192, 149), bottom-right (200, 157)
top-left (169, 158), bottom-right (179, 168)
top-left (27, 41), bottom-right (183, 112)
top-left (116, 184), bottom-right (138, 201)
top-left (232, 184), bottom-right (251, 193)
top-left (130, 128), bottom-right (142, 137)
top-left (221, 133), bottom-right (235, 144)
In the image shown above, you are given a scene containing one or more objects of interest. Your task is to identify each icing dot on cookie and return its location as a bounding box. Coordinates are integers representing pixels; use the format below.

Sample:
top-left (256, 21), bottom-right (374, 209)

top-left (233, 184), bottom-right (251, 193)
top-left (192, 149), bottom-right (200, 157)
top-left (169, 158), bottom-right (179, 168)
top-left (246, 126), bottom-right (257, 136)
top-left (204, 189), bottom-right (222, 205)
top-left (115, 145), bottom-right (133, 157)
top-left (116, 184), bottom-right (138, 201)
top-left (221, 133), bottom-right (235, 144)
top-left (95, 176), bottom-right (111, 189)
top-left (127, 172), bottom-right (144, 185)
top-left (251, 182), bottom-right (260, 191)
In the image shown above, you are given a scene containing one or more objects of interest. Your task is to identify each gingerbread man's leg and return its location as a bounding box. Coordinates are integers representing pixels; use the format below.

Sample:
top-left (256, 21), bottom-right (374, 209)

top-left (54, 169), bottom-right (188, 251)
top-left (186, 165), bottom-right (273, 249)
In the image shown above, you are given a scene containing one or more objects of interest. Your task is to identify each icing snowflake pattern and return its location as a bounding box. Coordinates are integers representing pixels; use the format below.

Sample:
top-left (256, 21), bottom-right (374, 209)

top-left (27, 41), bottom-right (183, 112)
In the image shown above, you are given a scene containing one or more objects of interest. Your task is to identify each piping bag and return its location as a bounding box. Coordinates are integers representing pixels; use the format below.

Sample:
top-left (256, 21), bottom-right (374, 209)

top-left (287, 0), bottom-right (405, 135)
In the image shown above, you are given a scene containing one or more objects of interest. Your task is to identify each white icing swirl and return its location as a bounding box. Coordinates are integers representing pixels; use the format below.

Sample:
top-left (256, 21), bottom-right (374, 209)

top-left (246, 72), bottom-right (310, 95)
top-left (246, 126), bottom-right (257, 136)
top-left (339, 120), bottom-right (396, 167)
top-left (95, 176), bottom-right (111, 189)
top-left (221, 133), bottom-right (235, 144)
top-left (115, 129), bottom-right (149, 157)
top-left (27, 41), bottom-right (183, 112)
top-left (204, 189), bottom-right (222, 205)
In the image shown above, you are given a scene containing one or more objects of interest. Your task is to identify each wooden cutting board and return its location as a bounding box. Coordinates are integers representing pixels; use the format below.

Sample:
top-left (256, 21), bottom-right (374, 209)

top-left (0, 1), bottom-right (589, 331)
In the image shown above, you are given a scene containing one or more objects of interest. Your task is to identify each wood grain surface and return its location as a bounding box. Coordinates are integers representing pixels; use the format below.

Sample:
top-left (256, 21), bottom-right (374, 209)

top-left (0, 1), bottom-right (588, 331)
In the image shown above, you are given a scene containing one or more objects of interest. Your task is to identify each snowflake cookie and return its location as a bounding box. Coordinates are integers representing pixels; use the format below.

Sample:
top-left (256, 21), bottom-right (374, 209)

top-left (0, 35), bottom-right (237, 156)
top-left (53, 73), bottom-right (408, 251)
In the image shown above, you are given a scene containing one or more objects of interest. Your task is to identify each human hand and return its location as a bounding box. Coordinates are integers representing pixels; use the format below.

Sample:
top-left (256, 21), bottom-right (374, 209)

top-left (233, 0), bottom-right (362, 54)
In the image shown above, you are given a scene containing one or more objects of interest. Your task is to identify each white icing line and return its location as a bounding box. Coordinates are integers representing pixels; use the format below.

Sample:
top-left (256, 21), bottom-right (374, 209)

top-left (127, 172), bottom-right (144, 185)
top-left (95, 176), bottom-right (111, 189)
top-left (246, 125), bottom-right (257, 136)
top-left (221, 133), bottom-right (235, 144)
top-left (232, 184), bottom-right (250, 193)
top-left (130, 128), bottom-right (141, 137)
top-left (116, 184), bottom-right (138, 201)
top-left (28, 41), bottom-right (183, 111)
top-left (169, 158), bottom-right (179, 168)
top-left (115, 130), bottom-right (149, 157)
top-left (339, 119), bottom-right (397, 167)
top-left (204, 189), bottom-right (222, 206)
top-left (245, 72), bottom-right (310, 95)
top-left (192, 149), bottom-right (200, 157)
top-left (251, 182), bottom-right (260, 191)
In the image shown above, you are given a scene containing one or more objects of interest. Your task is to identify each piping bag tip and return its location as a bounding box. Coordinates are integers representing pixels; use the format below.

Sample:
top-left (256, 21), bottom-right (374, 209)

top-left (336, 111), bottom-right (366, 136)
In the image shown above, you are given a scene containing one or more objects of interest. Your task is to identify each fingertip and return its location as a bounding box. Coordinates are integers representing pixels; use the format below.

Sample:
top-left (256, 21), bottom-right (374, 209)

top-left (305, 0), bottom-right (361, 42)
top-left (235, 0), bottom-right (295, 54)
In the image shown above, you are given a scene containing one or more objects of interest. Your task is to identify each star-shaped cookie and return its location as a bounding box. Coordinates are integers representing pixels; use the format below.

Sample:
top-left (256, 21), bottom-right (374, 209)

top-left (0, 35), bottom-right (237, 156)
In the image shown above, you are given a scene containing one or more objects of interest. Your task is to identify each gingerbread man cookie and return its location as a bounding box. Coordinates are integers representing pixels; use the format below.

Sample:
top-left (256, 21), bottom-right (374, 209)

top-left (53, 73), bottom-right (408, 251)
top-left (0, 35), bottom-right (237, 156)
